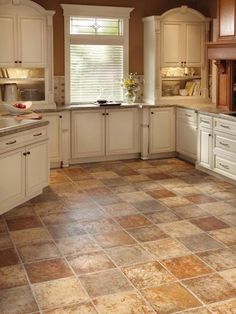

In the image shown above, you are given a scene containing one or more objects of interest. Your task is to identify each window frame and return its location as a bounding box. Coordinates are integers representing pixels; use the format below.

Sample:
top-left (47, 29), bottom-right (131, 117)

top-left (61, 4), bottom-right (134, 104)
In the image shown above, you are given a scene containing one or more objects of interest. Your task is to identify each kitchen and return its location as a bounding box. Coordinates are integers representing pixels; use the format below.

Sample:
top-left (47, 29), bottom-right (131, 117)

top-left (0, 0), bottom-right (236, 313)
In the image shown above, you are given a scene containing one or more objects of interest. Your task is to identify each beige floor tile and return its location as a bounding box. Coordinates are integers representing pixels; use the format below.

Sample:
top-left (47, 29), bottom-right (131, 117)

top-left (197, 249), bottom-right (236, 271)
top-left (141, 282), bottom-right (201, 313)
top-left (209, 228), bottom-right (236, 246)
top-left (207, 299), bottom-right (236, 313)
top-left (33, 277), bottom-right (88, 311)
top-left (143, 238), bottom-right (190, 260)
top-left (10, 227), bottom-right (52, 247)
top-left (118, 191), bottom-right (153, 203)
top-left (158, 220), bottom-right (203, 238)
top-left (199, 202), bottom-right (236, 216)
top-left (18, 242), bottom-right (61, 263)
top-left (160, 196), bottom-right (192, 208)
top-left (219, 268), bottom-right (236, 287)
top-left (0, 265), bottom-right (27, 289)
top-left (122, 261), bottom-right (175, 289)
top-left (127, 226), bottom-right (168, 243)
top-left (102, 203), bottom-right (138, 217)
top-left (183, 273), bottom-right (236, 304)
top-left (94, 231), bottom-right (136, 248)
top-left (43, 302), bottom-right (97, 314)
top-left (178, 233), bottom-right (224, 252)
top-left (93, 291), bottom-right (154, 314)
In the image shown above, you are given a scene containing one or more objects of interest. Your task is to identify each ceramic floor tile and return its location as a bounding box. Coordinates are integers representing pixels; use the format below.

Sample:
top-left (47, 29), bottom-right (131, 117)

top-left (178, 307), bottom-right (211, 314)
top-left (94, 231), bottom-right (136, 248)
top-left (0, 248), bottom-right (19, 267)
top-left (4, 205), bottom-right (36, 219)
top-left (47, 223), bottom-right (86, 239)
top-left (6, 216), bottom-right (42, 231)
top-left (33, 277), bottom-right (88, 311)
top-left (33, 201), bottom-right (66, 216)
top-left (75, 179), bottom-right (105, 190)
top-left (146, 189), bottom-right (176, 199)
top-left (10, 227), bottom-right (52, 247)
top-left (199, 202), bottom-right (236, 216)
top-left (127, 226), bottom-right (168, 243)
top-left (190, 216), bottom-right (229, 231)
top-left (143, 238), bottom-right (190, 260)
top-left (162, 255), bottom-right (212, 279)
top-left (219, 213), bottom-right (236, 227)
top-left (91, 171), bottom-right (119, 180)
top-left (132, 200), bottom-right (168, 214)
top-left (122, 261), bottom-right (175, 289)
top-left (106, 245), bottom-right (153, 267)
top-left (145, 209), bottom-right (180, 224)
top-left (67, 251), bottom-right (115, 274)
top-left (102, 203), bottom-right (139, 217)
top-left (18, 242), bottom-right (61, 263)
top-left (197, 249), bottom-right (236, 271)
top-left (211, 190), bottom-right (236, 201)
top-left (158, 220), bottom-right (203, 238)
top-left (124, 174), bottom-right (151, 183)
top-left (0, 233), bottom-right (13, 250)
top-left (183, 273), bottom-right (236, 304)
top-left (112, 185), bottom-right (138, 194)
top-left (171, 205), bottom-right (209, 219)
top-left (79, 269), bottom-right (133, 298)
top-left (55, 235), bottom-right (100, 256)
top-left (25, 258), bottom-right (73, 284)
top-left (209, 228), bottom-right (236, 246)
top-left (0, 265), bottom-right (28, 289)
top-left (160, 196), bottom-right (192, 208)
top-left (118, 191), bottom-right (154, 203)
top-left (147, 173), bottom-right (171, 180)
top-left (81, 218), bottom-right (122, 234)
top-left (133, 181), bottom-right (162, 191)
top-left (115, 214), bottom-right (152, 229)
top-left (219, 268), bottom-right (236, 287)
top-left (43, 302), bottom-right (97, 314)
top-left (186, 194), bottom-right (217, 204)
top-left (171, 186), bottom-right (202, 196)
top-left (93, 291), bottom-right (154, 314)
top-left (178, 233), bottom-right (224, 253)
top-left (141, 282), bottom-right (201, 313)
top-left (0, 285), bottom-right (38, 314)
top-left (207, 299), bottom-right (236, 313)
top-left (0, 218), bottom-right (7, 233)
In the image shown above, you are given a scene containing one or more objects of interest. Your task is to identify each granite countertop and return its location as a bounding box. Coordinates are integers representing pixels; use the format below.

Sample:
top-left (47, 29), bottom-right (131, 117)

top-left (0, 116), bottom-right (49, 137)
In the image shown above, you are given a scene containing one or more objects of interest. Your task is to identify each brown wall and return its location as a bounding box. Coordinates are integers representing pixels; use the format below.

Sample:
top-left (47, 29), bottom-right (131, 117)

top-left (34, 0), bottom-right (217, 75)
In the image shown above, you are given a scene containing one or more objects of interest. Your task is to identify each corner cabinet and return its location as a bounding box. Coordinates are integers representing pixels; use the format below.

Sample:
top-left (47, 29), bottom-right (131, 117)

top-left (143, 6), bottom-right (210, 105)
top-left (71, 108), bottom-right (140, 160)
top-left (149, 107), bottom-right (175, 154)
top-left (0, 125), bottom-right (49, 214)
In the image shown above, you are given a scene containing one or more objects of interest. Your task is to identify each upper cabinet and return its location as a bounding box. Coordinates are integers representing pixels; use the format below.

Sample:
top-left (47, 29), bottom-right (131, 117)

top-left (143, 6), bottom-right (210, 105)
top-left (0, 15), bottom-right (45, 67)
top-left (162, 22), bottom-right (203, 67)
top-left (218, 0), bottom-right (236, 40)
top-left (0, 0), bottom-right (55, 108)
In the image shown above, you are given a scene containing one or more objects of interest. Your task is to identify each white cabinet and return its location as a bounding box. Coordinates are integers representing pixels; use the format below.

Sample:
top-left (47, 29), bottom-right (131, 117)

top-left (72, 110), bottom-right (105, 158)
top-left (198, 127), bottom-right (213, 169)
top-left (71, 108), bottom-right (140, 159)
top-left (0, 14), bottom-right (45, 67)
top-left (0, 126), bottom-right (49, 214)
top-left (177, 108), bottom-right (198, 160)
top-left (106, 108), bottom-right (139, 155)
top-left (162, 22), bottom-right (203, 67)
top-left (149, 107), bottom-right (175, 154)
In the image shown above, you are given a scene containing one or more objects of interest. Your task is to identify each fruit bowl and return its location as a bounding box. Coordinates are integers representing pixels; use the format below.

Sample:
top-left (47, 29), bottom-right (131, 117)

top-left (1, 101), bottom-right (32, 115)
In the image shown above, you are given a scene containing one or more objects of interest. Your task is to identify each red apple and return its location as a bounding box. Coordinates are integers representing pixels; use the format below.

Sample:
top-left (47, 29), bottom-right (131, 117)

top-left (13, 103), bottom-right (26, 109)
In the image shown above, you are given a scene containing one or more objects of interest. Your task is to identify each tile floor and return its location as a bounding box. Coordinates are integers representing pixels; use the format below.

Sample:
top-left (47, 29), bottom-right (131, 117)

top-left (0, 158), bottom-right (236, 314)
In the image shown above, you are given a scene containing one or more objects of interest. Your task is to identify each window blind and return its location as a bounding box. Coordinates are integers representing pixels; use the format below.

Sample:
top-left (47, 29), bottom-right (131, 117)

top-left (70, 44), bottom-right (124, 103)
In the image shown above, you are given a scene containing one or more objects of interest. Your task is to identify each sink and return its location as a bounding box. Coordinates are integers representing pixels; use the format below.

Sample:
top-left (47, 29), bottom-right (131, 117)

top-left (0, 116), bottom-right (33, 130)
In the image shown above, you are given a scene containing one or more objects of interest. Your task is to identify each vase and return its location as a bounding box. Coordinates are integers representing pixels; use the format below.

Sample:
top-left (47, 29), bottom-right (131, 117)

top-left (125, 90), bottom-right (136, 104)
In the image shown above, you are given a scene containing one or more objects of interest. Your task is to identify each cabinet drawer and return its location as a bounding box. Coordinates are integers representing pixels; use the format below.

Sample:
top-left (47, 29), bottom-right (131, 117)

top-left (178, 109), bottom-right (197, 124)
top-left (214, 154), bottom-right (236, 178)
top-left (0, 128), bottom-right (47, 152)
top-left (214, 118), bottom-right (236, 135)
top-left (199, 114), bottom-right (212, 129)
top-left (215, 132), bottom-right (236, 155)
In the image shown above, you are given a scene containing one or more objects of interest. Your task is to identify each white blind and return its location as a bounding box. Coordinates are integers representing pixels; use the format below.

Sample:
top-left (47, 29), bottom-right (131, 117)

top-left (70, 44), bottom-right (124, 103)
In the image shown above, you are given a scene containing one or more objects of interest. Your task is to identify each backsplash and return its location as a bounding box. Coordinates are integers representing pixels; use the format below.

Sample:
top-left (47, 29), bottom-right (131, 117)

top-left (54, 75), bottom-right (144, 105)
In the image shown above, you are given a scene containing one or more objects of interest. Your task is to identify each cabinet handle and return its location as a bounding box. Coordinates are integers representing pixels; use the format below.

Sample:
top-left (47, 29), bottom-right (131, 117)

top-left (33, 132), bottom-right (42, 137)
top-left (202, 120), bottom-right (210, 124)
top-left (185, 114), bottom-right (192, 117)
top-left (6, 140), bottom-right (16, 145)
top-left (219, 142), bottom-right (229, 147)
top-left (220, 124), bottom-right (230, 129)
top-left (219, 162), bottom-right (229, 170)
top-left (14, 61), bottom-right (18, 63)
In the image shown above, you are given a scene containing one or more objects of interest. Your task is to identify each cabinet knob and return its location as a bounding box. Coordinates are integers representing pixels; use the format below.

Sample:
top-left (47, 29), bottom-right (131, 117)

top-left (59, 115), bottom-right (62, 119)
top-left (27, 151), bottom-right (31, 155)
top-left (102, 113), bottom-right (105, 116)
top-left (208, 134), bottom-right (212, 137)
top-left (23, 152), bottom-right (27, 156)
top-left (151, 112), bottom-right (154, 115)
top-left (14, 61), bottom-right (18, 64)
top-left (106, 113), bottom-right (109, 116)
top-left (19, 61), bottom-right (22, 64)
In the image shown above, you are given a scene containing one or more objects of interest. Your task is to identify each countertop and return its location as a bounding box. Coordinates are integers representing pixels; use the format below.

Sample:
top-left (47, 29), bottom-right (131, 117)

top-left (0, 116), bottom-right (49, 137)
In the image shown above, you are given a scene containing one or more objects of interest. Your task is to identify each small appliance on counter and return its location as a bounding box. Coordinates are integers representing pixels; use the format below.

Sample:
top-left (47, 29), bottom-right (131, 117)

top-left (4, 83), bottom-right (18, 103)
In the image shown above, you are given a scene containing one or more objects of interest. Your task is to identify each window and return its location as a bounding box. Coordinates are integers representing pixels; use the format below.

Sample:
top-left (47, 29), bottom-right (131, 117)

top-left (61, 5), bottom-right (133, 104)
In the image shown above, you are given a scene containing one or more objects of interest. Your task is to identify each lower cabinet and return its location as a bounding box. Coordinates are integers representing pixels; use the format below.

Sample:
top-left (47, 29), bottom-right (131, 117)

top-left (0, 128), bottom-right (49, 215)
top-left (149, 107), bottom-right (175, 154)
top-left (72, 108), bottom-right (140, 159)
top-left (177, 108), bottom-right (197, 160)
top-left (198, 127), bottom-right (213, 169)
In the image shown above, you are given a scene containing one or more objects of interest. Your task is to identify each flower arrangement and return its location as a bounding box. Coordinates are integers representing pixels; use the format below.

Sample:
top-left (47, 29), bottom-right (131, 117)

top-left (121, 73), bottom-right (140, 103)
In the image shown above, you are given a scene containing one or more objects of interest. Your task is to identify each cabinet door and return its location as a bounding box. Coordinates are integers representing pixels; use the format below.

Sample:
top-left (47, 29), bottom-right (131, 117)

top-left (161, 23), bottom-right (182, 67)
top-left (177, 119), bottom-right (197, 160)
top-left (198, 128), bottom-right (213, 169)
top-left (26, 141), bottom-right (49, 196)
top-left (0, 16), bottom-right (16, 66)
top-left (149, 108), bottom-right (175, 154)
top-left (72, 110), bottom-right (105, 158)
top-left (0, 148), bottom-right (25, 214)
top-left (185, 23), bottom-right (202, 66)
top-left (106, 108), bottom-right (139, 155)
top-left (18, 17), bottom-right (45, 66)
top-left (218, 0), bottom-right (236, 39)
top-left (43, 114), bottom-right (62, 163)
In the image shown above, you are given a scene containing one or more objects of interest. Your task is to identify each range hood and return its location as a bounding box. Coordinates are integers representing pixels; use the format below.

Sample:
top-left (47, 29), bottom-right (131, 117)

top-left (208, 41), bottom-right (236, 60)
